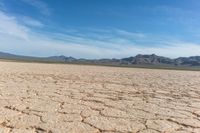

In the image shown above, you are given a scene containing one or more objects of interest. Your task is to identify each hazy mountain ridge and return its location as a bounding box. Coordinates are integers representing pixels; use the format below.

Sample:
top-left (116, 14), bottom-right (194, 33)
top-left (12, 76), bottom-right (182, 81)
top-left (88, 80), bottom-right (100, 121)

top-left (1, 52), bottom-right (200, 67)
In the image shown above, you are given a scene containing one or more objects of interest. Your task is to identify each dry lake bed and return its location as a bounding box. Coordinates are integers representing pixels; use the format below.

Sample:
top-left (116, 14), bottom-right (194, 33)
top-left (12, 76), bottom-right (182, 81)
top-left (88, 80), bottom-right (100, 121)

top-left (0, 61), bottom-right (200, 133)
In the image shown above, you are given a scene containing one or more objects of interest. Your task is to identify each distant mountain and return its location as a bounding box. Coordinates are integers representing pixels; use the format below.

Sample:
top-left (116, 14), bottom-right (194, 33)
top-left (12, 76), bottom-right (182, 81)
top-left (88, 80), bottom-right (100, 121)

top-left (121, 54), bottom-right (174, 65)
top-left (0, 52), bottom-right (22, 59)
top-left (1, 51), bottom-right (200, 67)
top-left (175, 56), bottom-right (200, 66)
top-left (47, 55), bottom-right (76, 62)
top-left (0, 52), bottom-right (76, 63)
top-left (0, 52), bottom-right (36, 60)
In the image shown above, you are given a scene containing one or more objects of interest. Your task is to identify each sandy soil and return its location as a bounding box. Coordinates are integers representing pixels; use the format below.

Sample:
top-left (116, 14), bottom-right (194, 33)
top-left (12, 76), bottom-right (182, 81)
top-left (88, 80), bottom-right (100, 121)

top-left (0, 61), bottom-right (200, 133)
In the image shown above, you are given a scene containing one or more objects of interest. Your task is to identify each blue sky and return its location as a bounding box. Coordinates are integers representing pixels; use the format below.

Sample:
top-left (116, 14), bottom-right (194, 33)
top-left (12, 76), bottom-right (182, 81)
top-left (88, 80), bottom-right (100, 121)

top-left (0, 0), bottom-right (200, 58)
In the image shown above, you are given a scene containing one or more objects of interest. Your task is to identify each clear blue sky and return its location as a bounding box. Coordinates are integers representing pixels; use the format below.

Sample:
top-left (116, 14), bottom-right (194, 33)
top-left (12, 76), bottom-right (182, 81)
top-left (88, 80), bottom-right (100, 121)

top-left (0, 0), bottom-right (200, 58)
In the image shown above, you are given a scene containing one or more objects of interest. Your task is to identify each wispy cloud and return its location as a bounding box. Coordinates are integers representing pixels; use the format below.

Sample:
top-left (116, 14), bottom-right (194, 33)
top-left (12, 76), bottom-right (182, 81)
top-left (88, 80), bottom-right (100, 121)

top-left (0, 11), bottom-right (29, 40)
top-left (21, 0), bottom-right (51, 16)
top-left (0, 10), bottom-right (200, 59)
top-left (21, 16), bottom-right (44, 27)
top-left (114, 29), bottom-right (146, 39)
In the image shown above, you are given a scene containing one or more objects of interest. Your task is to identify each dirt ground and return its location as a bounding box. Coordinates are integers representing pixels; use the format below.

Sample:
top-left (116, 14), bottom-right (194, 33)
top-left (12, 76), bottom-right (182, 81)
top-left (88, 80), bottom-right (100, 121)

top-left (0, 61), bottom-right (200, 133)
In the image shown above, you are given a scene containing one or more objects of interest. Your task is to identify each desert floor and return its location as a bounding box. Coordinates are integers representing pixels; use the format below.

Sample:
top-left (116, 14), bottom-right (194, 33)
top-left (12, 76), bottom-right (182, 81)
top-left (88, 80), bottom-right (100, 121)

top-left (0, 61), bottom-right (200, 133)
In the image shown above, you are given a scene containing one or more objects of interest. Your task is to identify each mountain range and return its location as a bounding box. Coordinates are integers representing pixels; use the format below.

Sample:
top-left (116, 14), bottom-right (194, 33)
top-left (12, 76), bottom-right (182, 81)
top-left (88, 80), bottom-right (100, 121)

top-left (1, 51), bottom-right (200, 67)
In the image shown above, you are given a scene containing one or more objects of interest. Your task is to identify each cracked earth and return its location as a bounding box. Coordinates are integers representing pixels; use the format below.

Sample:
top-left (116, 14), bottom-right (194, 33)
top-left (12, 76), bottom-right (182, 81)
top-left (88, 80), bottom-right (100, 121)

top-left (0, 61), bottom-right (200, 133)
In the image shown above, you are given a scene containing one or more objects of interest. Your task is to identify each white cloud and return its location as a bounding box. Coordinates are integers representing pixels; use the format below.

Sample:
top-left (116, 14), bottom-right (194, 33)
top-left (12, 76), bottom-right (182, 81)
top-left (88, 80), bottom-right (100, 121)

top-left (0, 12), bottom-right (29, 40)
top-left (0, 10), bottom-right (200, 59)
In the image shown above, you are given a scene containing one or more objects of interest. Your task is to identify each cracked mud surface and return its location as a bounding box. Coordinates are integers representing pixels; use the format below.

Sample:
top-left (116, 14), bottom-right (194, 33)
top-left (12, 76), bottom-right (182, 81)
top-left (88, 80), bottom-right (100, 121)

top-left (0, 61), bottom-right (200, 133)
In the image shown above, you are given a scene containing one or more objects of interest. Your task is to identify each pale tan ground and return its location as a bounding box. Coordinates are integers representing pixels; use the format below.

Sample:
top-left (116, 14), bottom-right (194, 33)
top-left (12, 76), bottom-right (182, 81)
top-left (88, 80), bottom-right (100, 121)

top-left (0, 61), bottom-right (200, 133)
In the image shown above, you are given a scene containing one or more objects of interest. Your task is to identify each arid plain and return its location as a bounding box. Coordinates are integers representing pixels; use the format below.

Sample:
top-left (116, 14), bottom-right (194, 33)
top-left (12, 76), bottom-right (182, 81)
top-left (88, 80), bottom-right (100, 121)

top-left (0, 61), bottom-right (200, 133)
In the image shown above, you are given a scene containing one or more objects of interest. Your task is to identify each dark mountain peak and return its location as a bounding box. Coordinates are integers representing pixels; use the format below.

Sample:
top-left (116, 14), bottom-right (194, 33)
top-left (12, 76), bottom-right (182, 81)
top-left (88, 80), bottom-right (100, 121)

top-left (48, 55), bottom-right (76, 62)
top-left (131, 54), bottom-right (173, 65)
top-left (135, 54), bottom-right (159, 58)
top-left (58, 55), bottom-right (66, 58)
top-left (135, 54), bottom-right (142, 57)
